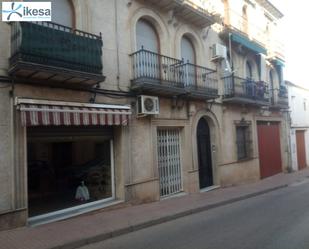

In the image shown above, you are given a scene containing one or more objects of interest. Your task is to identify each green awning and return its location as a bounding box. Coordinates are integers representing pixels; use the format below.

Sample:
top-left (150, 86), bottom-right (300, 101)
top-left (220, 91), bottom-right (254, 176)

top-left (273, 59), bottom-right (285, 67)
top-left (230, 33), bottom-right (267, 55)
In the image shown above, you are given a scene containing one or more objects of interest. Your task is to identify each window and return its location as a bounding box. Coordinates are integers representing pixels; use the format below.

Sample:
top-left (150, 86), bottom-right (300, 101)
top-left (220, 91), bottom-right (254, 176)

top-left (27, 127), bottom-right (114, 217)
top-left (246, 61), bottom-right (253, 79)
top-left (25, 0), bottom-right (74, 27)
top-left (135, 19), bottom-right (160, 79)
top-left (136, 19), bottom-right (159, 52)
top-left (235, 122), bottom-right (252, 160)
top-left (181, 36), bottom-right (195, 63)
top-left (181, 36), bottom-right (196, 86)
top-left (51, 0), bottom-right (74, 27)
top-left (242, 5), bottom-right (248, 33)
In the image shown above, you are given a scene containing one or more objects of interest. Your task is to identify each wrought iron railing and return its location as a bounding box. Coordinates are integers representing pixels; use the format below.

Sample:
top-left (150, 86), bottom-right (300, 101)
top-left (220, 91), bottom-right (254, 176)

top-left (130, 48), bottom-right (184, 86)
top-left (277, 85), bottom-right (289, 106)
top-left (130, 48), bottom-right (218, 93)
top-left (180, 62), bottom-right (218, 93)
top-left (10, 22), bottom-right (103, 74)
top-left (223, 75), bottom-right (270, 102)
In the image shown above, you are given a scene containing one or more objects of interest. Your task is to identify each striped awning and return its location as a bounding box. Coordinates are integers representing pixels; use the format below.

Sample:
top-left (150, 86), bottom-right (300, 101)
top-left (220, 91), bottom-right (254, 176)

top-left (16, 98), bottom-right (131, 127)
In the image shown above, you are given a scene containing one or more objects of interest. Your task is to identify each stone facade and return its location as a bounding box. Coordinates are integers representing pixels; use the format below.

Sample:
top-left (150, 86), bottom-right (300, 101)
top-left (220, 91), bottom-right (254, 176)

top-left (0, 0), bottom-right (289, 229)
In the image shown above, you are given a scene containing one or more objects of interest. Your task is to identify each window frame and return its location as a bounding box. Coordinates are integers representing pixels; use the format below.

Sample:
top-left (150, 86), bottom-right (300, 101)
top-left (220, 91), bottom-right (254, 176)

top-left (235, 121), bottom-right (252, 161)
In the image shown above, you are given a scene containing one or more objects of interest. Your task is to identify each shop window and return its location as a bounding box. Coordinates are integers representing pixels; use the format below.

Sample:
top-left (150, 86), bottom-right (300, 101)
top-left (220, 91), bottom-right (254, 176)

top-left (27, 127), bottom-right (113, 217)
top-left (235, 121), bottom-right (252, 160)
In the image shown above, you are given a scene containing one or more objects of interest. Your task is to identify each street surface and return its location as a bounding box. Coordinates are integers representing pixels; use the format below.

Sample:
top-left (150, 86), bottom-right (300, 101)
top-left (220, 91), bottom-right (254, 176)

top-left (79, 179), bottom-right (309, 249)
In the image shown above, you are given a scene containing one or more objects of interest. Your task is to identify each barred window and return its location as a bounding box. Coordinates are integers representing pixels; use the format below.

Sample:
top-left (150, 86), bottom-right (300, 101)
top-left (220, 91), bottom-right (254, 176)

top-left (235, 122), bottom-right (252, 160)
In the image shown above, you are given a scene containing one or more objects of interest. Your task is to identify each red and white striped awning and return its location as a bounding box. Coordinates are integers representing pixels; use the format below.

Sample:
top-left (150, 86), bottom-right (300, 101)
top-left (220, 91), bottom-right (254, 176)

top-left (16, 98), bottom-right (131, 127)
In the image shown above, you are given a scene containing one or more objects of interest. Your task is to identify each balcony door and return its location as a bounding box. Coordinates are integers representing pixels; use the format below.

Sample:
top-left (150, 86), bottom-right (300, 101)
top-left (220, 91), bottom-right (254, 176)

top-left (51, 0), bottom-right (74, 27)
top-left (25, 0), bottom-right (74, 27)
top-left (136, 19), bottom-right (160, 79)
top-left (269, 70), bottom-right (275, 103)
top-left (181, 36), bottom-right (196, 86)
top-left (245, 61), bottom-right (255, 97)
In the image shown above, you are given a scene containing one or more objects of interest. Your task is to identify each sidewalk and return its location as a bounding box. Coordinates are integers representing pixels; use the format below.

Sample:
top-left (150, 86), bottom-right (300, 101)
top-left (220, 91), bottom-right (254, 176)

top-left (1, 168), bottom-right (309, 249)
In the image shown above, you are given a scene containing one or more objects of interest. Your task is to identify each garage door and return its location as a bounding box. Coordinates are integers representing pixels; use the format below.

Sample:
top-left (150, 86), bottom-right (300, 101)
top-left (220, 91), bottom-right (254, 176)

top-left (257, 122), bottom-right (282, 178)
top-left (296, 130), bottom-right (307, 170)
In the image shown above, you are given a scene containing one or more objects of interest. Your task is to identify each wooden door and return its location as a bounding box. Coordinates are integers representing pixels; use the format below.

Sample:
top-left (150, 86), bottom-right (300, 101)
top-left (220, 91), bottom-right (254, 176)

top-left (197, 118), bottom-right (213, 188)
top-left (296, 130), bottom-right (307, 170)
top-left (257, 122), bottom-right (282, 178)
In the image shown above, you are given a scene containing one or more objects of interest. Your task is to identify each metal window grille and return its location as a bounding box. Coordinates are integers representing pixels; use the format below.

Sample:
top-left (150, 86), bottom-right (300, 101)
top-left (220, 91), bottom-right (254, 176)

top-left (236, 125), bottom-right (252, 160)
top-left (157, 129), bottom-right (182, 197)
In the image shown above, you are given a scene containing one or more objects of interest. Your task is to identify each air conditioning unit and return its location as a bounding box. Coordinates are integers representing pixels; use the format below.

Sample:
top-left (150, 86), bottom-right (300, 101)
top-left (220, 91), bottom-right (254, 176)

top-left (137, 95), bottom-right (159, 115)
top-left (211, 43), bottom-right (227, 61)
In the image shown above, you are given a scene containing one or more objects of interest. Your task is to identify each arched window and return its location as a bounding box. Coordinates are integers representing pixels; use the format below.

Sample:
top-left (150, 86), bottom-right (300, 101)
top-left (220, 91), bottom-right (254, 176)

top-left (25, 0), bottom-right (74, 27)
top-left (181, 36), bottom-right (196, 86)
top-left (135, 19), bottom-right (159, 79)
top-left (242, 5), bottom-right (248, 33)
top-left (181, 36), bottom-right (195, 63)
top-left (136, 19), bottom-right (159, 53)
top-left (246, 61), bottom-right (253, 79)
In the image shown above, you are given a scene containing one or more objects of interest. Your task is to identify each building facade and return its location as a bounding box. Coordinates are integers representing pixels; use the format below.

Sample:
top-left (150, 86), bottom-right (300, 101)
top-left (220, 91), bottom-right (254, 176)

top-left (0, 0), bottom-right (289, 229)
top-left (287, 81), bottom-right (309, 171)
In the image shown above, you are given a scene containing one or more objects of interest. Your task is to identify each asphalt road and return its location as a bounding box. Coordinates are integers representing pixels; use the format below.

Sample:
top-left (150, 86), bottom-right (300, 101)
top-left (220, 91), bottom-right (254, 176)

top-left (78, 179), bottom-right (309, 249)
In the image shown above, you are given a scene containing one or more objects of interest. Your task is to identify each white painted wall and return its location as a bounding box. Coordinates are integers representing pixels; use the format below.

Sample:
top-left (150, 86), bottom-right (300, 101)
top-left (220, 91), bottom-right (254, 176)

top-left (287, 81), bottom-right (309, 170)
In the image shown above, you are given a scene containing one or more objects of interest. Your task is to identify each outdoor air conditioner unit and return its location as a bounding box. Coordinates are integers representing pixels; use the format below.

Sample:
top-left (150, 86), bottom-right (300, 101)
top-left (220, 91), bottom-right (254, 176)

top-left (137, 95), bottom-right (159, 115)
top-left (211, 43), bottom-right (227, 61)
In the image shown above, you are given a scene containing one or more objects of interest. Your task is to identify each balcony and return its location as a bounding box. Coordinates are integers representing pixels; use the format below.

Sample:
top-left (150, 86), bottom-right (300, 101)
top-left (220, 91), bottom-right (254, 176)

top-left (222, 75), bottom-right (270, 106)
top-left (175, 0), bottom-right (219, 27)
top-left (9, 22), bottom-right (105, 87)
top-left (221, 9), bottom-right (267, 53)
top-left (143, 0), bottom-right (183, 11)
top-left (271, 86), bottom-right (289, 109)
top-left (144, 0), bottom-right (219, 27)
top-left (130, 48), bottom-right (218, 100)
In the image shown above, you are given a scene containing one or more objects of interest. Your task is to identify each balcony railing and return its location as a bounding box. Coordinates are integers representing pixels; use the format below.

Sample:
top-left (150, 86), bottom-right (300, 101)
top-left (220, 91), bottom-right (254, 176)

top-left (9, 22), bottom-right (105, 86)
top-left (144, 0), bottom-right (219, 27)
top-left (272, 85), bottom-right (288, 108)
top-left (130, 48), bottom-right (218, 98)
top-left (180, 62), bottom-right (218, 96)
top-left (223, 75), bottom-right (270, 105)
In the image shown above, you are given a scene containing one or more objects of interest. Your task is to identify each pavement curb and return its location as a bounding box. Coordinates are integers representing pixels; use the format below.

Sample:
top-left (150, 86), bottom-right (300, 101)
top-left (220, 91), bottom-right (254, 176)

top-left (52, 184), bottom-right (288, 249)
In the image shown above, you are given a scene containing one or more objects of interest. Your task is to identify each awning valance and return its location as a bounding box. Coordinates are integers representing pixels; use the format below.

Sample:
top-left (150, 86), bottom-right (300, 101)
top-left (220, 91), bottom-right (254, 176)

top-left (16, 98), bottom-right (131, 127)
top-left (230, 33), bottom-right (267, 55)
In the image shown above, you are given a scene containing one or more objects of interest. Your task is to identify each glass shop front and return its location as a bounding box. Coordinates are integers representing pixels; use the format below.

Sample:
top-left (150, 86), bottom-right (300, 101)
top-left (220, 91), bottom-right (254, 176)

top-left (27, 127), bottom-right (114, 217)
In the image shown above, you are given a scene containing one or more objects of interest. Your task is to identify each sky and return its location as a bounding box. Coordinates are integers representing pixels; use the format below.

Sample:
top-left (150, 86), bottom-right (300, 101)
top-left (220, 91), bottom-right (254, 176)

top-left (275, 0), bottom-right (308, 88)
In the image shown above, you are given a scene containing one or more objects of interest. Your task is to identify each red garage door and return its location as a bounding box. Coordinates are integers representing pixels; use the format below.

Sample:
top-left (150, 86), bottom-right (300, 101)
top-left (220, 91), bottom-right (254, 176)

top-left (296, 130), bottom-right (307, 170)
top-left (257, 122), bottom-right (282, 178)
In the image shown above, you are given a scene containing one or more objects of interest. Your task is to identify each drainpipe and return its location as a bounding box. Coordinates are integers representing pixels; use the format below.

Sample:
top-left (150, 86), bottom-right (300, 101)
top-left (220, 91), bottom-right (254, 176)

top-left (114, 0), bottom-right (127, 92)
top-left (286, 109), bottom-right (293, 172)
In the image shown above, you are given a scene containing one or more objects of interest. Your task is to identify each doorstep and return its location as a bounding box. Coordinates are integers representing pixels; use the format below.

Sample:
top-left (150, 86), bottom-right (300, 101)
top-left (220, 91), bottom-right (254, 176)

top-left (200, 185), bottom-right (220, 193)
top-left (28, 199), bottom-right (124, 227)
